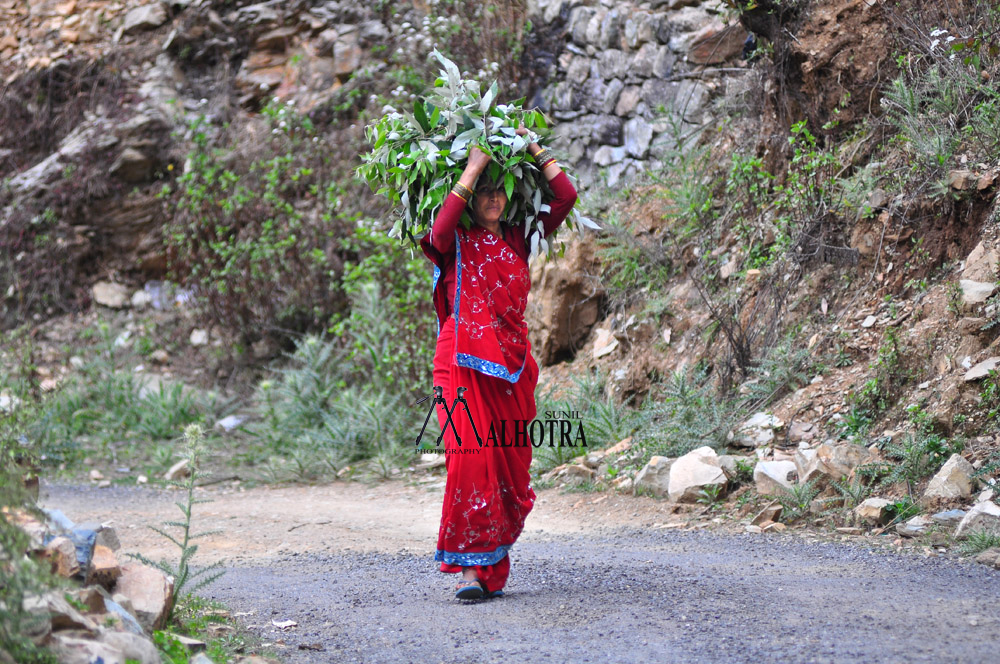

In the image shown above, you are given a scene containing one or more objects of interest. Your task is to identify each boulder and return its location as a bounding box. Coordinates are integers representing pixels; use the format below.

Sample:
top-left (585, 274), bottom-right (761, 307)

top-left (525, 239), bottom-right (604, 366)
top-left (955, 501), bottom-right (1000, 538)
top-left (734, 412), bottom-right (783, 448)
top-left (23, 592), bottom-right (97, 633)
top-left (961, 241), bottom-right (999, 283)
top-left (753, 460), bottom-right (797, 495)
top-left (794, 442), bottom-right (872, 487)
top-left (99, 631), bottom-right (161, 664)
top-left (116, 562), bottom-right (175, 632)
top-left (922, 454), bottom-right (975, 503)
top-left (930, 509), bottom-right (966, 526)
top-left (633, 456), bottom-right (675, 497)
top-left (854, 497), bottom-right (892, 525)
top-left (668, 446), bottom-right (727, 503)
top-left (48, 634), bottom-right (125, 664)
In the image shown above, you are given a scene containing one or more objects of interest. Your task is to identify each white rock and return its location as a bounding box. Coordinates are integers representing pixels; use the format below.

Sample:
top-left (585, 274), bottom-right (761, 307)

top-left (214, 415), bottom-right (244, 432)
top-left (753, 460), bottom-right (797, 495)
top-left (795, 442), bottom-right (872, 486)
top-left (896, 514), bottom-right (933, 538)
top-left (592, 328), bottom-right (618, 359)
top-left (48, 634), bottom-right (125, 664)
top-left (633, 456), bottom-right (674, 497)
top-left (955, 501), bottom-right (1000, 538)
top-left (131, 289), bottom-right (153, 309)
top-left (861, 315), bottom-right (877, 328)
top-left (92, 282), bottom-right (129, 308)
top-left (734, 412), bottom-right (783, 448)
top-left (964, 357), bottom-right (1000, 381)
top-left (189, 329), bottom-right (209, 346)
top-left (978, 488), bottom-right (996, 504)
top-left (99, 631), bottom-right (160, 664)
top-left (0, 392), bottom-right (21, 414)
top-left (922, 454), bottom-right (975, 502)
top-left (960, 279), bottom-right (996, 305)
top-left (122, 3), bottom-right (168, 34)
top-left (668, 446), bottom-right (726, 503)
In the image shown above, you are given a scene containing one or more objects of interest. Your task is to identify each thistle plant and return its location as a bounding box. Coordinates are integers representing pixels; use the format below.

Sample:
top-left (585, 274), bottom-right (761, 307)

top-left (129, 424), bottom-right (224, 623)
top-left (358, 50), bottom-right (595, 255)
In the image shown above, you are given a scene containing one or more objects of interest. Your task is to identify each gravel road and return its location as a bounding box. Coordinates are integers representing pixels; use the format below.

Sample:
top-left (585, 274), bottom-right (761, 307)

top-left (42, 482), bottom-right (999, 663)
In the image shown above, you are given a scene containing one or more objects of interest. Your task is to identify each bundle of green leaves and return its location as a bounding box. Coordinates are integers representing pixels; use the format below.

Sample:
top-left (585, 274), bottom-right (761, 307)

top-left (359, 51), bottom-right (594, 256)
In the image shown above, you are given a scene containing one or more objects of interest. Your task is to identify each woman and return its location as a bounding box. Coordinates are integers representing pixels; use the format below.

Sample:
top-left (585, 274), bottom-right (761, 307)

top-left (420, 130), bottom-right (577, 600)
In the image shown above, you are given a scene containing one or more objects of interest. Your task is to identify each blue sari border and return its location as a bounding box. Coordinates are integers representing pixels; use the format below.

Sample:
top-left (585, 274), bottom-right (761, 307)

top-left (435, 545), bottom-right (511, 567)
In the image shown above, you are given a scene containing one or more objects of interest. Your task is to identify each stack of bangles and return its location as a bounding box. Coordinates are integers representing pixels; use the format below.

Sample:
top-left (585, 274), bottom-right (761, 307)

top-left (533, 148), bottom-right (557, 169)
top-left (450, 181), bottom-right (474, 202)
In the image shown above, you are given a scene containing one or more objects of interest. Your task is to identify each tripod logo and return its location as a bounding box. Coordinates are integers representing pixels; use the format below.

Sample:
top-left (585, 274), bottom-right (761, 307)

top-left (414, 386), bottom-right (482, 448)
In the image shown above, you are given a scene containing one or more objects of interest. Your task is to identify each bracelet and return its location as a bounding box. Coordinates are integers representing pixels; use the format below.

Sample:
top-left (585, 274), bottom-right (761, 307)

top-left (539, 157), bottom-right (557, 169)
top-left (532, 148), bottom-right (550, 163)
top-left (451, 182), bottom-right (473, 202)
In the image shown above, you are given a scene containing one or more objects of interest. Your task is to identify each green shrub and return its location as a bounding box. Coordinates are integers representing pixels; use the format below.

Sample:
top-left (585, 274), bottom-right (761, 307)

top-left (164, 101), bottom-right (353, 345)
top-left (638, 370), bottom-right (736, 461)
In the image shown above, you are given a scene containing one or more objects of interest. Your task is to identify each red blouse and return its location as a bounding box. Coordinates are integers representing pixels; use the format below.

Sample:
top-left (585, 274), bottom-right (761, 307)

top-left (422, 171), bottom-right (578, 317)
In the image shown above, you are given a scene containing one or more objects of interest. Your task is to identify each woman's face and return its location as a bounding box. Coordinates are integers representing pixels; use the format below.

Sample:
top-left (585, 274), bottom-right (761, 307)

top-left (472, 182), bottom-right (508, 227)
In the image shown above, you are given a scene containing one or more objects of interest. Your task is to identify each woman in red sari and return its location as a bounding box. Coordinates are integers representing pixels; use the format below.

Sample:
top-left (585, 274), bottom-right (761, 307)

top-left (420, 131), bottom-right (577, 600)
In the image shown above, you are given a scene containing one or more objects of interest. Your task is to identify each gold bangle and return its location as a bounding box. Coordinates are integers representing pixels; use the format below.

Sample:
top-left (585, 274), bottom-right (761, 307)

top-left (453, 181), bottom-right (473, 200)
top-left (539, 158), bottom-right (557, 169)
top-left (450, 187), bottom-right (469, 203)
top-left (533, 148), bottom-right (550, 163)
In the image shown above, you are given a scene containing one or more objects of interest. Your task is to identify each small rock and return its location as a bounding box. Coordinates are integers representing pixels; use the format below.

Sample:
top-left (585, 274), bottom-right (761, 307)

top-left (214, 415), bottom-right (244, 433)
top-left (896, 514), bottom-right (933, 537)
top-left (973, 547), bottom-right (1000, 569)
top-left (761, 521), bottom-right (787, 533)
top-left (92, 282), bottom-right (129, 308)
top-left (122, 3), bottom-right (168, 34)
top-left (751, 502), bottom-right (782, 526)
top-left (861, 315), bottom-right (877, 328)
top-left (836, 527), bottom-right (864, 535)
top-left (734, 412), bottom-right (783, 448)
top-left (86, 544), bottom-right (121, 588)
top-left (960, 279), bottom-right (996, 305)
top-left (164, 458), bottom-right (190, 481)
top-left (89, 469), bottom-right (105, 482)
top-left (745, 524), bottom-right (763, 534)
top-left (190, 329), bottom-right (209, 346)
top-left (98, 480), bottom-right (112, 489)
top-left (592, 328), bottom-right (619, 359)
top-left (930, 509), bottom-right (966, 526)
top-left (150, 349), bottom-right (170, 364)
top-left (48, 634), bottom-right (124, 664)
top-left (41, 536), bottom-right (80, 577)
top-left (922, 454), bottom-right (975, 503)
top-left (131, 289), bottom-right (153, 309)
top-left (604, 437), bottom-right (633, 455)
top-left (948, 169), bottom-right (976, 190)
top-left (855, 497), bottom-right (893, 525)
top-left (99, 631), bottom-right (162, 664)
top-left (964, 357), bottom-right (1000, 382)
top-left (753, 461), bottom-right (797, 495)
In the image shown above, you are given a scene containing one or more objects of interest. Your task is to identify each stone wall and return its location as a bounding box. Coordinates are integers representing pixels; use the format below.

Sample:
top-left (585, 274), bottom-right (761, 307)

top-left (527, 0), bottom-right (747, 188)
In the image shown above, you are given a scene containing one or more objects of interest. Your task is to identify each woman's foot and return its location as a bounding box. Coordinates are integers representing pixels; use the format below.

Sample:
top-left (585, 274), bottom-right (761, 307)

top-left (454, 578), bottom-right (485, 600)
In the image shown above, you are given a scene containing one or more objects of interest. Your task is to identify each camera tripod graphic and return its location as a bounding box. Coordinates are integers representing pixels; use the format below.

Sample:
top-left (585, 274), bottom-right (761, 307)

top-left (414, 386), bottom-right (483, 448)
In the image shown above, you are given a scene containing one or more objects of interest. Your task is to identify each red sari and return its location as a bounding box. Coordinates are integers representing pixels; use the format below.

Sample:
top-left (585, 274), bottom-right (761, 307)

top-left (420, 173), bottom-right (577, 593)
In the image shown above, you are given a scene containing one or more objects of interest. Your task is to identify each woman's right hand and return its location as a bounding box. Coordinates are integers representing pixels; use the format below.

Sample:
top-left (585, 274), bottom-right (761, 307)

top-left (466, 146), bottom-right (492, 176)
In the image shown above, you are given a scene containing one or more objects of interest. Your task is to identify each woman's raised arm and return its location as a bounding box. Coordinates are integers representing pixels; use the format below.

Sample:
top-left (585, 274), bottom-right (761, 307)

top-left (427, 148), bottom-right (492, 254)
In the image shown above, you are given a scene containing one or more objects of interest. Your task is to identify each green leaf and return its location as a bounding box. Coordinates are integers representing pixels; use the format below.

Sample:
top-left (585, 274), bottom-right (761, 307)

top-left (413, 100), bottom-right (430, 133)
top-left (504, 172), bottom-right (515, 200)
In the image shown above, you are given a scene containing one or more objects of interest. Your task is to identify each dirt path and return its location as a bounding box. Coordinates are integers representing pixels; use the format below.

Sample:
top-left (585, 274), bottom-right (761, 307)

top-left (42, 481), bottom-right (1000, 663)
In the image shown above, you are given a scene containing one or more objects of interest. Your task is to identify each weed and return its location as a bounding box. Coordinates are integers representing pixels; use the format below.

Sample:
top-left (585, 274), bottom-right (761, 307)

top-left (739, 335), bottom-right (812, 409)
top-left (774, 480), bottom-right (821, 522)
top-left (959, 530), bottom-right (1000, 555)
top-left (832, 475), bottom-right (872, 509)
top-left (697, 483), bottom-right (725, 510)
top-left (128, 425), bottom-right (225, 625)
top-left (638, 370), bottom-right (736, 461)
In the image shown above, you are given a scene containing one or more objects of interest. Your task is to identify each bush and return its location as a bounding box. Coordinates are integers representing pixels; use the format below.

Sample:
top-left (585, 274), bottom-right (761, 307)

top-left (638, 370), bottom-right (736, 461)
top-left (164, 101), bottom-right (356, 346)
